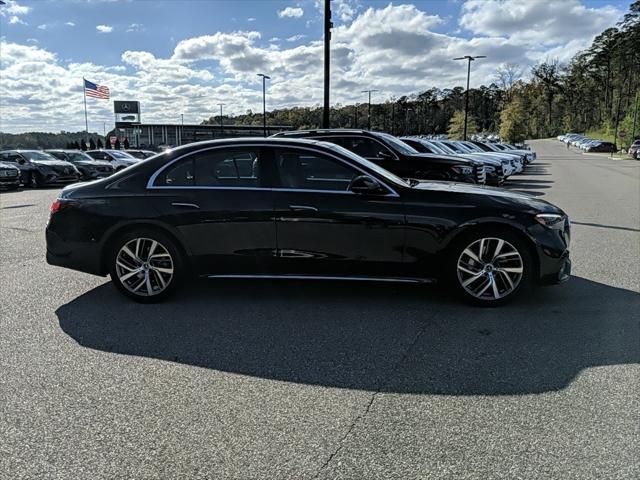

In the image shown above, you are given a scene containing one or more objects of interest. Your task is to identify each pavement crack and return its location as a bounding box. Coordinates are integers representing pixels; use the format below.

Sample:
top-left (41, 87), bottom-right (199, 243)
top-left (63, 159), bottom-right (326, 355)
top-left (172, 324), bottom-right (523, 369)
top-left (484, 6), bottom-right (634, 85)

top-left (311, 309), bottom-right (443, 479)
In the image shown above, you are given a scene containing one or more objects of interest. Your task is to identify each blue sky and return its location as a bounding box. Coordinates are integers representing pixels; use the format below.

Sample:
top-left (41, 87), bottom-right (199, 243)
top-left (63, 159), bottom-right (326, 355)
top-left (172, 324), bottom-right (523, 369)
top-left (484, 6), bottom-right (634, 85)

top-left (0, 0), bottom-right (630, 133)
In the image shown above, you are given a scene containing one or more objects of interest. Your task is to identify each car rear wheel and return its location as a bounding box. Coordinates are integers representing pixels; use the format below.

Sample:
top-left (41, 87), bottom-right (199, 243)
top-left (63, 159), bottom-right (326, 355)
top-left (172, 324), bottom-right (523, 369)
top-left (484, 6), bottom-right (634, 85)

top-left (449, 230), bottom-right (533, 306)
top-left (108, 229), bottom-right (184, 303)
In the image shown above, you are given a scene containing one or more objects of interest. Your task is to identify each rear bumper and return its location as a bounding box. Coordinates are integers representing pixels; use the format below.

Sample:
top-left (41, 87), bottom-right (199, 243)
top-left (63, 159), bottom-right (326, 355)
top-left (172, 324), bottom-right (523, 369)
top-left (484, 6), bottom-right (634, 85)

top-left (46, 227), bottom-right (104, 276)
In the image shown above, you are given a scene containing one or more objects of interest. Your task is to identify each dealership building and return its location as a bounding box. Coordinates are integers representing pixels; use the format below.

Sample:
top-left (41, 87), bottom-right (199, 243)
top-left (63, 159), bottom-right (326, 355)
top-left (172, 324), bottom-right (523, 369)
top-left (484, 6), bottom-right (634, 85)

top-left (112, 100), bottom-right (292, 149)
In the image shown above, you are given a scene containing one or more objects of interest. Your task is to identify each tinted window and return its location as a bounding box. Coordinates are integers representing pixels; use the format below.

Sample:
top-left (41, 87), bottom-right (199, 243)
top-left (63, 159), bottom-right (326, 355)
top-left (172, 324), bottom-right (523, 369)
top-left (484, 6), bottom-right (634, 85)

top-left (194, 148), bottom-right (260, 187)
top-left (87, 151), bottom-right (107, 160)
top-left (345, 137), bottom-right (386, 158)
top-left (275, 149), bottom-right (358, 191)
top-left (157, 159), bottom-right (195, 186)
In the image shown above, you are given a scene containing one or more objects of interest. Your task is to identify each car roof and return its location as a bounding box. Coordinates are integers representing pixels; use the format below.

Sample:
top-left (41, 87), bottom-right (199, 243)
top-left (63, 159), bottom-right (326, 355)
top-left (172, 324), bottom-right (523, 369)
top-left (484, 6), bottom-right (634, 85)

top-left (272, 129), bottom-right (374, 137)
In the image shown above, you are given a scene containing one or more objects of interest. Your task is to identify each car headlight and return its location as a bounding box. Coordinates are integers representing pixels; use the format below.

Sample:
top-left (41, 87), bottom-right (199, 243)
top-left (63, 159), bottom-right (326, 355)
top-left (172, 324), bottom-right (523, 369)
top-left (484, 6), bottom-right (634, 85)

top-left (535, 213), bottom-right (566, 229)
top-left (451, 165), bottom-right (473, 175)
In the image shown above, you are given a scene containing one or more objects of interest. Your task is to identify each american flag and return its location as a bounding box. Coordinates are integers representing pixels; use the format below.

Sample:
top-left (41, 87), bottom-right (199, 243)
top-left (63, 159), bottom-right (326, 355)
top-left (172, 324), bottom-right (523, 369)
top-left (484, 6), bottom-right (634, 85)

top-left (84, 79), bottom-right (110, 99)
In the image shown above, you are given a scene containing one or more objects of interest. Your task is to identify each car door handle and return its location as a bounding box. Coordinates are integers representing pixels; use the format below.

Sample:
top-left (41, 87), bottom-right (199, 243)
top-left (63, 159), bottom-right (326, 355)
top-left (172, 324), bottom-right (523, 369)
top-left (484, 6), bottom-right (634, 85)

top-left (171, 202), bottom-right (200, 209)
top-left (288, 205), bottom-right (318, 212)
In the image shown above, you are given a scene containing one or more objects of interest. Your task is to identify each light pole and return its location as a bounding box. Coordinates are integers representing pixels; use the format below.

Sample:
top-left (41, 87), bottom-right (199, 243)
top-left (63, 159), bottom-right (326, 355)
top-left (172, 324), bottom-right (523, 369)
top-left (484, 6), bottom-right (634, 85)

top-left (257, 73), bottom-right (270, 137)
top-left (361, 89), bottom-right (379, 130)
top-left (323, 0), bottom-right (332, 128)
top-left (217, 103), bottom-right (225, 136)
top-left (453, 55), bottom-right (486, 140)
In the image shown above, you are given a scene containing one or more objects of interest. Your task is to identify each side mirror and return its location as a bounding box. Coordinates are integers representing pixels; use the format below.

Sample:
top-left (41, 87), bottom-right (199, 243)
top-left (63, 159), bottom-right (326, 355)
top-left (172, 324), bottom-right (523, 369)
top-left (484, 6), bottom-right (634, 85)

top-left (349, 175), bottom-right (388, 195)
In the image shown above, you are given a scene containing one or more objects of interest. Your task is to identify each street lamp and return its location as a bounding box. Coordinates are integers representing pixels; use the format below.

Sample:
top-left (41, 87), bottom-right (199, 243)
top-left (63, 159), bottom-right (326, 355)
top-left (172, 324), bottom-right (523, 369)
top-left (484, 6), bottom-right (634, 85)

top-left (361, 89), bottom-right (379, 130)
top-left (453, 55), bottom-right (486, 140)
top-left (257, 73), bottom-right (270, 137)
top-left (217, 103), bottom-right (225, 136)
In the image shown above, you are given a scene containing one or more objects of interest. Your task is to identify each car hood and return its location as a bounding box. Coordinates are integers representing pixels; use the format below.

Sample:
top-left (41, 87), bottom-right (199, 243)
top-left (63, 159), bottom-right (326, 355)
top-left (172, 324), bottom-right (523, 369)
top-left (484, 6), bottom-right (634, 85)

top-left (410, 180), bottom-right (563, 214)
top-left (0, 161), bottom-right (19, 170)
top-left (406, 153), bottom-right (480, 166)
top-left (76, 160), bottom-right (112, 167)
top-left (31, 160), bottom-right (75, 168)
top-left (457, 154), bottom-right (502, 166)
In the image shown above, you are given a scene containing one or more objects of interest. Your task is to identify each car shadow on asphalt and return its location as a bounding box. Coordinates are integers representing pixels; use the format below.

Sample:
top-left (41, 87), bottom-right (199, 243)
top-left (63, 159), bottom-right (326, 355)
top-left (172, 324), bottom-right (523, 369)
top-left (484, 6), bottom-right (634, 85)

top-left (56, 276), bottom-right (639, 396)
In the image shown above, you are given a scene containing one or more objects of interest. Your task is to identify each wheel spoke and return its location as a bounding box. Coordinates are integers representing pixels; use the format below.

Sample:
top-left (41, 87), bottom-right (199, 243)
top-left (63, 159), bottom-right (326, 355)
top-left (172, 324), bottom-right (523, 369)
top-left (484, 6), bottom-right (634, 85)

top-left (491, 277), bottom-right (500, 299)
top-left (121, 245), bottom-right (141, 264)
top-left (145, 272), bottom-right (153, 295)
top-left (153, 269), bottom-right (167, 289)
top-left (117, 260), bottom-right (138, 272)
top-left (152, 266), bottom-right (173, 274)
top-left (147, 240), bottom-right (157, 260)
top-left (499, 270), bottom-right (514, 290)
top-left (463, 248), bottom-right (481, 263)
top-left (478, 239), bottom-right (486, 262)
top-left (474, 277), bottom-right (492, 297)
top-left (120, 268), bottom-right (143, 282)
top-left (494, 251), bottom-right (519, 260)
top-left (492, 239), bottom-right (504, 261)
top-left (458, 265), bottom-right (482, 276)
top-left (498, 266), bottom-right (523, 274)
top-left (462, 272), bottom-right (484, 287)
top-left (131, 276), bottom-right (146, 292)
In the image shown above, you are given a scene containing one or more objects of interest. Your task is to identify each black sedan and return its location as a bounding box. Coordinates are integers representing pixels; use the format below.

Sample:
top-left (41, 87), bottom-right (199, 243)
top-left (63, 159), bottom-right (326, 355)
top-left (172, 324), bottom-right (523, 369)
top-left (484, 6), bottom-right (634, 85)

top-left (0, 150), bottom-right (81, 187)
top-left (46, 138), bottom-right (571, 306)
top-left (272, 129), bottom-right (486, 185)
top-left (0, 161), bottom-right (21, 190)
top-left (46, 150), bottom-right (115, 180)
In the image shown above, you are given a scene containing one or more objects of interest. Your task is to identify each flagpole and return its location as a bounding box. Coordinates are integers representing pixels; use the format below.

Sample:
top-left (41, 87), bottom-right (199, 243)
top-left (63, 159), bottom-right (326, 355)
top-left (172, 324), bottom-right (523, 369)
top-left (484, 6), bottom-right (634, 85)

top-left (82, 77), bottom-right (89, 135)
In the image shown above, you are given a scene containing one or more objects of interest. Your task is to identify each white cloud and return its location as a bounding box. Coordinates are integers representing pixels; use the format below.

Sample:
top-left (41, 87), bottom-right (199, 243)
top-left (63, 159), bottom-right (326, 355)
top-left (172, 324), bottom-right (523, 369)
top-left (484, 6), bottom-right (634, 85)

top-left (37, 24), bottom-right (47, 30)
top-left (0, 0), bottom-right (31, 17)
top-left (286, 34), bottom-right (306, 42)
top-left (8, 15), bottom-right (26, 25)
top-left (460, 0), bottom-right (621, 47)
top-left (126, 23), bottom-right (143, 32)
top-left (247, 17), bottom-right (256, 22)
top-left (65, 21), bottom-right (76, 27)
top-left (278, 7), bottom-right (304, 18)
top-left (96, 24), bottom-right (113, 33)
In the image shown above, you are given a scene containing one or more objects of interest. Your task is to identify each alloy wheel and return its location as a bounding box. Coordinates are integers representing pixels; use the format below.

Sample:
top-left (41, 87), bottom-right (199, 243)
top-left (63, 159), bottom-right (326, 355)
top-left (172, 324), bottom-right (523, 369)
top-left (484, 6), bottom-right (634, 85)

top-left (115, 237), bottom-right (174, 296)
top-left (456, 237), bottom-right (524, 301)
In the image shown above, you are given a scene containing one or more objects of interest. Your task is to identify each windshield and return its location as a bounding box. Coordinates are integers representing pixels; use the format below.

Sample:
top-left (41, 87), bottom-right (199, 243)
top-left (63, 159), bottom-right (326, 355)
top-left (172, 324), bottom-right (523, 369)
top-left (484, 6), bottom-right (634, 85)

top-left (375, 132), bottom-right (419, 155)
top-left (460, 141), bottom-right (483, 152)
top-left (430, 142), bottom-right (457, 154)
top-left (110, 150), bottom-right (135, 159)
top-left (322, 143), bottom-right (410, 188)
top-left (452, 142), bottom-right (474, 153)
top-left (22, 151), bottom-right (58, 161)
top-left (68, 152), bottom-right (95, 162)
top-left (441, 141), bottom-right (465, 153)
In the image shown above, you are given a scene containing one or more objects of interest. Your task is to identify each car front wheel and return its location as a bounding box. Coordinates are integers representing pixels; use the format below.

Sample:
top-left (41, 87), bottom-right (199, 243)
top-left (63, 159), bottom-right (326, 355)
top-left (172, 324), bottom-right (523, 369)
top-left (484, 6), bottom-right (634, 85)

top-left (450, 230), bottom-right (533, 306)
top-left (108, 229), bottom-right (184, 303)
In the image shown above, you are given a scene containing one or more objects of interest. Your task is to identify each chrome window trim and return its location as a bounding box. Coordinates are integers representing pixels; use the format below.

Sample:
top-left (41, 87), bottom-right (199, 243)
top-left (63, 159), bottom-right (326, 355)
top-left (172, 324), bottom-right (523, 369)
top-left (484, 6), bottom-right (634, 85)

top-left (146, 143), bottom-right (400, 197)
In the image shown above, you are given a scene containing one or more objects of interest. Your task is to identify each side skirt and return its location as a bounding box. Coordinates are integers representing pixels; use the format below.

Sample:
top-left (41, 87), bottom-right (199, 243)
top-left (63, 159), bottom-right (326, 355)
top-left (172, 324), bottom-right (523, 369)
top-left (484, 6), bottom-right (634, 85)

top-left (201, 274), bottom-right (436, 284)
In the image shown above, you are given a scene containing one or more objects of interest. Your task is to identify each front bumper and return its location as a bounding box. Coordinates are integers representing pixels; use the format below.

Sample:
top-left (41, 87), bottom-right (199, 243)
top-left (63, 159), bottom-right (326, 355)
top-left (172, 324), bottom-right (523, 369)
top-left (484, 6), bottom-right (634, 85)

top-left (0, 173), bottom-right (20, 188)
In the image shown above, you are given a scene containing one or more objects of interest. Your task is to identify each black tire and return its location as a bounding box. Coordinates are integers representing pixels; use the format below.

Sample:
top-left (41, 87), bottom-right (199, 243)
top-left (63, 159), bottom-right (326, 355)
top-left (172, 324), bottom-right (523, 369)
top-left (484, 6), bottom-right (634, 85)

top-left (108, 228), bottom-right (185, 303)
top-left (446, 228), bottom-right (534, 306)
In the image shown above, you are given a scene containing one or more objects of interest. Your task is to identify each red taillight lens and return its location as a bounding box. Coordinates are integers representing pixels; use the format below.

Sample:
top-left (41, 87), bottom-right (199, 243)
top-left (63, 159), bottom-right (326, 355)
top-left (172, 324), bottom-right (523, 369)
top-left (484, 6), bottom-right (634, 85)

top-left (50, 200), bottom-right (64, 214)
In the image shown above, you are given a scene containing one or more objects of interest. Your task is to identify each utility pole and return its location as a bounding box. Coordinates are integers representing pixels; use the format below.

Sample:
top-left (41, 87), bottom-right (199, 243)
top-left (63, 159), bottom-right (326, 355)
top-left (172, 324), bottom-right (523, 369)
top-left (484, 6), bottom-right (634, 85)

top-left (631, 91), bottom-right (639, 141)
top-left (453, 55), bottom-right (486, 140)
top-left (257, 73), bottom-right (270, 137)
top-left (323, 0), bottom-right (332, 128)
top-left (354, 104), bottom-right (358, 129)
top-left (361, 89), bottom-right (379, 130)
top-left (217, 103), bottom-right (225, 136)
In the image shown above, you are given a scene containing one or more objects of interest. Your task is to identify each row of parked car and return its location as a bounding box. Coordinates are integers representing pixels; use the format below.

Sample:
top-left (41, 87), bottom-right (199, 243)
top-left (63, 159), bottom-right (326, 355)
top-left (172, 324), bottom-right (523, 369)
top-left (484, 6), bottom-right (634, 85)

top-left (0, 148), bottom-right (156, 189)
top-left (1, 131), bottom-right (536, 191)
top-left (557, 133), bottom-right (617, 152)
top-left (271, 129), bottom-right (535, 187)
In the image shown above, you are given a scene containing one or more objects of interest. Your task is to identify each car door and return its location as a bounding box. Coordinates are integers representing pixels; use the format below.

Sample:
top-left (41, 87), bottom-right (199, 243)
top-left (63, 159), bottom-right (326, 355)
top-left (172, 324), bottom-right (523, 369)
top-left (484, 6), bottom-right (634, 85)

top-left (267, 145), bottom-right (405, 277)
top-left (148, 146), bottom-right (276, 275)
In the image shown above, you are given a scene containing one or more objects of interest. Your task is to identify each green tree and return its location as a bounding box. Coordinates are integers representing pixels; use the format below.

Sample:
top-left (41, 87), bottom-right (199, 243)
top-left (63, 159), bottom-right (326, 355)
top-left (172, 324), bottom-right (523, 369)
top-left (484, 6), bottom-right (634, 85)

top-left (500, 97), bottom-right (529, 143)
top-left (447, 110), bottom-right (477, 139)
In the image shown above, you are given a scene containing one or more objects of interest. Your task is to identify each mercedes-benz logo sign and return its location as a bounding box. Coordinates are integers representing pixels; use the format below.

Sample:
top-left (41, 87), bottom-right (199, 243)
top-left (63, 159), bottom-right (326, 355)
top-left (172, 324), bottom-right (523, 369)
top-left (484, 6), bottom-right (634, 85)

top-left (122, 103), bottom-right (131, 112)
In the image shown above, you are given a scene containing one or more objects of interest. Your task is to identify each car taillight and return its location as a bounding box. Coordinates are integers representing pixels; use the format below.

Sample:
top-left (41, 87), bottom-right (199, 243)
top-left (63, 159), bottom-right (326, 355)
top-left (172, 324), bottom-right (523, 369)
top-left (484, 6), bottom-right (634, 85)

top-left (50, 199), bottom-right (65, 214)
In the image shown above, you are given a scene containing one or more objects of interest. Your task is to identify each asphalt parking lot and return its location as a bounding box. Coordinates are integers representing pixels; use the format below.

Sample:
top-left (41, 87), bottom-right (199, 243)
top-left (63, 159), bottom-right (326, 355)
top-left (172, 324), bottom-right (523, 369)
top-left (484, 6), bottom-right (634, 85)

top-left (1, 139), bottom-right (638, 479)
